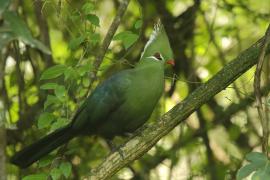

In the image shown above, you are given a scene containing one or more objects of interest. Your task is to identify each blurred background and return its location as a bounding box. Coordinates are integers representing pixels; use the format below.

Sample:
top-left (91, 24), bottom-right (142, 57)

top-left (0, 0), bottom-right (270, 179)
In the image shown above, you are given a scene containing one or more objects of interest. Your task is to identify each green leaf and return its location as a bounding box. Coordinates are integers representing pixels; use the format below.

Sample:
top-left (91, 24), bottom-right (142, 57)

top-left (3, 11), bottom-right (50, 54)
top-left (77, 64), bottom-right (91, 76)
top-left (237, 153), bottom-right (270, 180)
top-left (40, 65), bottom-right (67, 80)
top-left (50, 118), bottom-right (68, 131)
top-left (134, 19), bottom-right (142, 29)
top-left (0, 29), bottom-right (16, 49)
top-left (70, 11), bottom-right (80, 22)
top-left (60, 162), bottom-right (72, 178)
top-left (3, 11), bottom-right (32, 39)
top-left (90, 32), bottom-right (100, 45)
top-left (22, 173), bottom-right (47, 180)
top-left (44, 95), bottom-right (61, 109)
top-left (246, 152), bottom-right (268, 166)
top-left (113, 31), bottom-right (130, 40)
top-left (123, 34), bottom-right (138, 49)
top-left (38, 155), bottom-right (54, 168)
top-left (113, 31), bottom-right (139, 49)
top-left (86, 14), bottom-right (100, 27)
top-left (82, 77), bottom-right (90, 87)
top-left (0, 0), bottom-right (10, 16)
top-left (31, 39), bottom-right (51, 55)
top-left (69, 36), bottom-right (85, 50)
top-left (267, 96), bottom-right (270, 106)
top-left (54, 85), bottom-right (66, 101)
top-left (50, 168), bottom-right (62, 180)
top-left (77, 88), bottom-right (88, 98)
top-left (252, 166), bottom-right (270, 180)
top-left (40, 83), bottom-right (58, 90)
top-left (64, 67), bottom-right (78, 81)
top-left (37, 112), bottom-right (55, 129)
top-left (82, 2), bottom-right (94, 14)
top-left (237, 163), bottom-right (258, 180)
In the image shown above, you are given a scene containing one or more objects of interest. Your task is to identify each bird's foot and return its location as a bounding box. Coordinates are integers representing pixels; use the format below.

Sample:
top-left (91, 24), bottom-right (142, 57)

top-left (105, 139), bottom-right (125, 159)
top-left (117, 147), bottom-right (125, 159)
top-left (106, 139), bottom-right (117, 151)
top-left (123, 132), bottom-right (133, 138)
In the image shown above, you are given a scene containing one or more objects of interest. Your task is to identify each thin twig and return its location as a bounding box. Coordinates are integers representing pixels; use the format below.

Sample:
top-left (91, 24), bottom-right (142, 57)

top-left (34, 0), bottom-right (54, 67)
top-left (200, 8), bottom-right (255, 135)
top-left (253, 24), bottom-right (270, 154)
top-left (88, 0), bottom-right (130, 93)
top-left (200, 8), bottom-right (244, 99)
top-left (13, 41), bottom-right (26, 118)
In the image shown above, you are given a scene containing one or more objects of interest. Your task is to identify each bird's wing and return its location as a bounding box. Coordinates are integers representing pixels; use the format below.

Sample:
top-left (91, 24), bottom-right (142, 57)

top-left (71, 70), bottom-right (132, 131)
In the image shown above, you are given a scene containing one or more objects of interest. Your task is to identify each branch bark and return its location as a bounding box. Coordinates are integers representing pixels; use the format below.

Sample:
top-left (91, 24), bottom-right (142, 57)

top-left (89, 36), bottom-right (269, 179)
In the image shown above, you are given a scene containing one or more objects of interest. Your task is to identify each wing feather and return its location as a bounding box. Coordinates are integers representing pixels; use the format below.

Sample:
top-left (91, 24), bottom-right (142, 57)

top-left (71, 70), bottom-right (132, 133)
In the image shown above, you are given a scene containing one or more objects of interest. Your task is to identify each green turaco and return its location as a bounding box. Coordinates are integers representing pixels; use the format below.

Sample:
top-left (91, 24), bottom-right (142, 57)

top-left (11, 22), bottom-right (174, 168)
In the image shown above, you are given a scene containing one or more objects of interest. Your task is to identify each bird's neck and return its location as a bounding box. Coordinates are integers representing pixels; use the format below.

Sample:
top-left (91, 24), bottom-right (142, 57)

top-left (134, 60), bottom-right (164, 81)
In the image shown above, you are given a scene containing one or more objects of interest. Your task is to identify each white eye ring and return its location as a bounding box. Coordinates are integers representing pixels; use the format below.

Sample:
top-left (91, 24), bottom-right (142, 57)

top-left (147, 56), bottom-right (160, 61)
top-left (154, 52), bottom-right (162, 60)
top-left (148, 53), bottom-right (164, 61)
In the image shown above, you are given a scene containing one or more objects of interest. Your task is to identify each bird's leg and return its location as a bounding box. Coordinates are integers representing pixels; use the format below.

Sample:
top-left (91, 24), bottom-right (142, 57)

top-left (105, 139), bottom-right (117, 152)
top-left (105, 139), bottom-right (125, 159)
top-left (105, 139), bottom-right (139, 176)
top-left (123, 132), bottom-right (133, 138)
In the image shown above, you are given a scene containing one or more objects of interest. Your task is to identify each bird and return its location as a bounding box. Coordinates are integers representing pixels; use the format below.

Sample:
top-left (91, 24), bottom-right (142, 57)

top-left (10, 21), bottom-right (174, 168)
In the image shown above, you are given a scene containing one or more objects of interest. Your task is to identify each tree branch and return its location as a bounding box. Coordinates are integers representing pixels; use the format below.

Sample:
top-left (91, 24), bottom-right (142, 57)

top-left (88, 0), bottom-right (130, 91)
top-left (89, 35), bottom-right (269, 179)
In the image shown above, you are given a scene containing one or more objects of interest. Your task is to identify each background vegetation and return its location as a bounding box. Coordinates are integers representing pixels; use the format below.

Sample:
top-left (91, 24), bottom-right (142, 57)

top-left (0, 0), bottom-right (270, 179)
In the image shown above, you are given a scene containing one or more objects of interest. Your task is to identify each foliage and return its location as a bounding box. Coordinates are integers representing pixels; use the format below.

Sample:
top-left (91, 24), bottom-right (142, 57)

top-left (237, 152), bottom-right (270, 180)
top-left (0, 0), bottom-right (270, 179)
top-left (2, 11), bottom-right (50, 54)
top-left (113, 31), bottom-right (139, 49)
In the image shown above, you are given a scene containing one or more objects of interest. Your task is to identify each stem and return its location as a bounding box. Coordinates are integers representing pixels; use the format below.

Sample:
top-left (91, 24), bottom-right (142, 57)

top-left (253, 24), bottom-right (270, 155)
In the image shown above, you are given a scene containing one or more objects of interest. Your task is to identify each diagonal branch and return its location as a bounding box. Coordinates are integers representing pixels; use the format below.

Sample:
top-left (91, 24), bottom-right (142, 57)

top-left (89, 35), bottom-right (270, 179)
top-left (88, 0), bottom-right (130, 91)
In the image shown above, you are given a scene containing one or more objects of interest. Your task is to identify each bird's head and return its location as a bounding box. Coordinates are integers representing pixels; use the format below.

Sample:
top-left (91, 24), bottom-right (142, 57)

top-left (140, 21), bottom-right (174, 65)
top-left (141, 52), bottom-right (174, 68)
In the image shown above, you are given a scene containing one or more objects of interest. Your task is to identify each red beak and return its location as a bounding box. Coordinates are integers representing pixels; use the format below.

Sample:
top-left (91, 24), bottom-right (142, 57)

top-left (166, 59), bottom-right (175, 66)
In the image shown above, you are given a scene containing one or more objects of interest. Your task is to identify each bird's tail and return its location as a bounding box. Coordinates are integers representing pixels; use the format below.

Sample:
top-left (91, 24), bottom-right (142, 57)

top-left (11, 124), bottom-right (75, 168)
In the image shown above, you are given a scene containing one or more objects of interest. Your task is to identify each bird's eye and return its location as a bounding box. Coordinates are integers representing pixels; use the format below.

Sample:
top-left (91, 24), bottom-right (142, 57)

top-left (154, 52), bottom-right (162, 61)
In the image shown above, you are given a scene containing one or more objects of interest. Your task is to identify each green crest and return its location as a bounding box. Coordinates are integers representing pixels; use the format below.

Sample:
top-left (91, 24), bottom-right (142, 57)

top-left (140, 20), bottom-right (174, 61)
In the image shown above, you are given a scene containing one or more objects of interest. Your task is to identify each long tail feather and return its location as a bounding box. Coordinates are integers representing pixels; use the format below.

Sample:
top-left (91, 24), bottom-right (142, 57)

top-left (11, 125), bottom-right (75, 168)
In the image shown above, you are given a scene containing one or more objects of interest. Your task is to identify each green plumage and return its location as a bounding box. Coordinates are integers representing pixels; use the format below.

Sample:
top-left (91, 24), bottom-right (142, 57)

top-left (140, 22), bottom-right (173, 61)
top-left (11, 22), bottom-right (174, 168)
